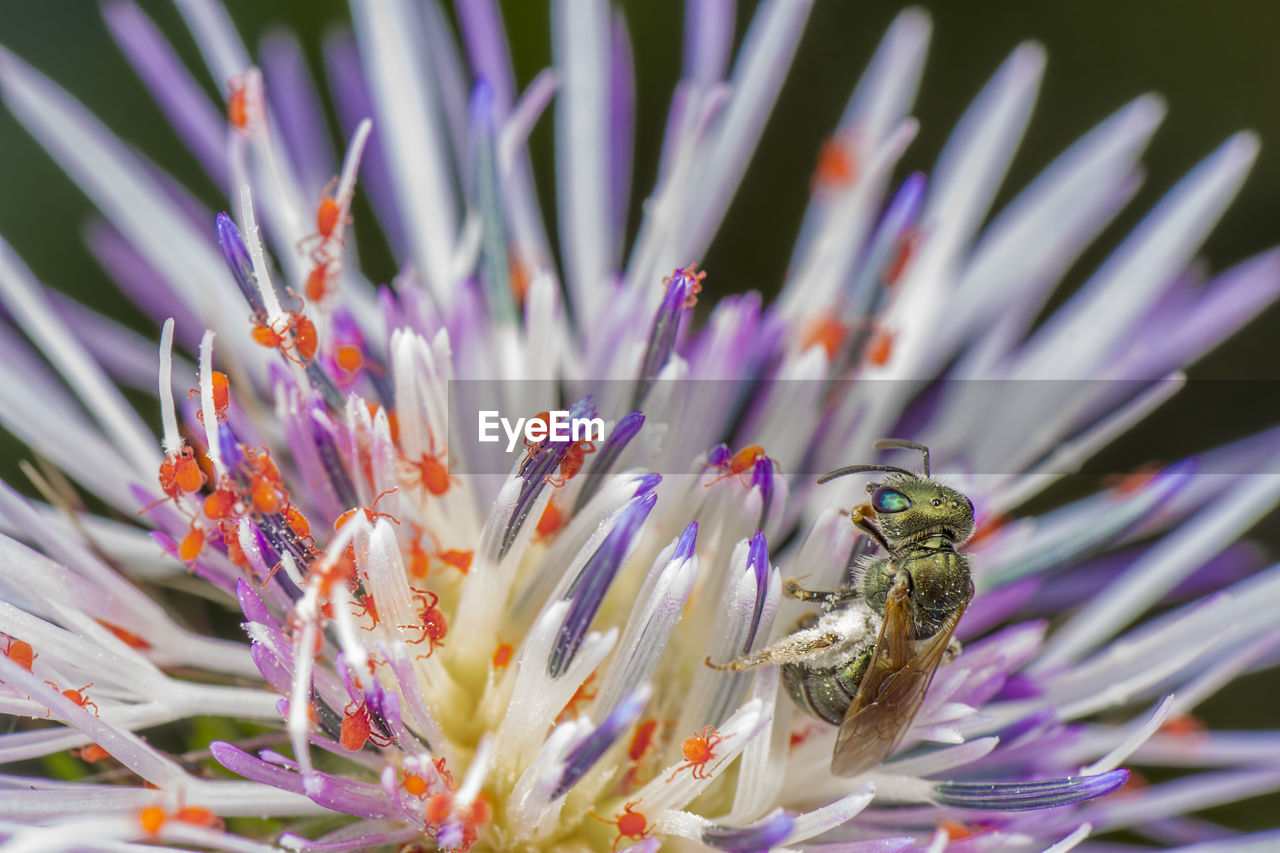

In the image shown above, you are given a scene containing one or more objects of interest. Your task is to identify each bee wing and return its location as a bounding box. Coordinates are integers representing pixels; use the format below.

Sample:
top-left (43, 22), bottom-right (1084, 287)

top-left (830, 575), bottom-right (970, 777)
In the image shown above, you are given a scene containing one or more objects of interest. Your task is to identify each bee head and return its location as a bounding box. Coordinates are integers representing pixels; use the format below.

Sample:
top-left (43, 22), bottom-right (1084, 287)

top-left (866, 474), bottom-right (975, 545)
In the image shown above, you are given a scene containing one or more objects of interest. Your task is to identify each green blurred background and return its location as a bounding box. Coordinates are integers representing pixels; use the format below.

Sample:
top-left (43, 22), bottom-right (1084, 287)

top-left (0, 0), bottom-right (1278, 834)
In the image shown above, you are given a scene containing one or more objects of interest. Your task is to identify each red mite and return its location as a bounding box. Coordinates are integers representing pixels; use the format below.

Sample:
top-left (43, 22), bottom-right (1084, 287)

top-left (299, 178), bottom-right (352, 261)
top-left (340, 697), bottom-right (395, 751)
top-left (189, 370), bottom-right (230, 424)
top-left (156, 446), bottom-right (206, 503)
top-left (47, 680), bottom-right (99, 716)
top-left (404, 432), bottom-right (455, 496)
top-left (704, 445), bottom-right (778, 488)
top-left (400, 591), bottom-right (448, 657)
top-left (628, 718), bottom-right (660, 762)
top-left (591, 801), bottom-right (651, 853)
top-left (546, 439), bottom-right (595, 488)
top-left (227, 74), bottom-right (256, 132)
top-left (251, 311), bottom-right (319, 365)
top-left (3, 637), bottom-right (34, 672)
top-left (666, 724), bottom-right (730, 782)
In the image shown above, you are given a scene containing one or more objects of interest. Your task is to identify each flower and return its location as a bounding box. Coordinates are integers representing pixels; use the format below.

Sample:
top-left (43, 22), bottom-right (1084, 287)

top-left (0, 2), bottom-right (1278, 851)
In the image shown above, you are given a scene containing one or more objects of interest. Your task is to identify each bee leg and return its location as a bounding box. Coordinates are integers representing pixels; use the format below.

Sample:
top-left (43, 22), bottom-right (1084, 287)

top-left (943, 635), bottom-right (963, 665)
top-left (706, 628), bottom-right (843, 672)
top-left (849, 505), bottom-right (893, 553)
top-left (782, 577), bottom-right (859, 606)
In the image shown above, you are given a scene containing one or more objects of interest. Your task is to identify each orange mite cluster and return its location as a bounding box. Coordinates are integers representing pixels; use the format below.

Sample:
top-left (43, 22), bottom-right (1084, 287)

top-left (148, 368), bottom-right (320, 573)
top-left (401, 756), bottom-right (453, 800)
top-left (664, 263), bottom-right (706, 309)
top-left (251, 309), bottom-right (319, 366)
top-left (138, 804), bottom-right (223, 836)
top-left (407, 524), bottom-right (473, 580)
top-left (557, 673), bottom-right (598, 722)
top-left (189, 370), bottom-right (231, 425)
top-left (156, 446), bottom-right (206, 505)
top-left (800, 315), bottom-right (850, 360)
top-left (401, 758), bottom-right (489, 852)
top-left (157, 430), bottom-right (319, 579)
top-left (300, 178), bottom-right (353, 306)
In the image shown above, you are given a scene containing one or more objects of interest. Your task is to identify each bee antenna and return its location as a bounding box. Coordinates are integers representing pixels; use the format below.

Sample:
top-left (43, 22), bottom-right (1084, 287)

top-left (873, 438), bottom-right (930, 477)
top-left (817, 464), bottom-right (917, 484)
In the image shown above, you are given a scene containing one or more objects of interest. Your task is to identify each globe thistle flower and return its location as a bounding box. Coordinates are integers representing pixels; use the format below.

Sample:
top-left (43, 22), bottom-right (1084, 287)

top-left (0, 2), bottom-right (1279, 852)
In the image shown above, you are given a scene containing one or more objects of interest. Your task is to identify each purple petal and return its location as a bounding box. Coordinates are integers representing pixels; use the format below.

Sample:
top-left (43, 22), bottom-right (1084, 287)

top-left (673, 521), bottom-right (698, 562)
top-left (100, 0), bottom-right (229, 190)
top-left (456, 0), bottom-right (516, 111)
top-left (215, 212), bottom-right (266, 317)
top-left (86, 221), bottom-right (195, 346)
top-left (311, 404), bottom-right (361, 508)
top-left (260, 29), bottom-right (335, 190)
top-left (250, 641), bottom-right (294, 696)
top-left (323, 30), bottom-right (407, 257)
top-left (573, 411), bottom-right (647, 510)
top-left (750, 457), bottom-right (776, 530)
top-left (608, 12), bottom-right (634, 253)
top-left (703, 811), bottom-right (796, 852)
top-left (210, 742), bottom-right (402, 820)
top-left (633, 266), bottom-right (701, 407)
top-left (553, 688), bottom-right (648, 798)
top-left (504, 396), bottom-right (599, 557)
top-left (237, 577), bottom-right (273, 626)
top-left (745, 530), bottom-right (771, 644)
top-left (549, 491), bottom-right (656, 677)
top-left (933, 769), bottom-right (1128, 811)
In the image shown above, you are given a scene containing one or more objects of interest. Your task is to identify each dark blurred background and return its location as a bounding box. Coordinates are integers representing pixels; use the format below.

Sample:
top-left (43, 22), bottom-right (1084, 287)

top-left (0, 0), bottom-right (1277, 833)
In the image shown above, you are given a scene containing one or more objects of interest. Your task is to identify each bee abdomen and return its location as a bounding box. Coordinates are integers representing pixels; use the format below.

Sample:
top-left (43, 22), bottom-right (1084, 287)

top-left (782, 652), bottom-right (870, 726)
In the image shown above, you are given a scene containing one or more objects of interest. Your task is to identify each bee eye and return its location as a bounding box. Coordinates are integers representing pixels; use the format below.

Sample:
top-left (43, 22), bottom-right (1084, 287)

top-left (872, 486), bottom-right (911, 513)
top-left (931, 498), bottom-right (942, 507)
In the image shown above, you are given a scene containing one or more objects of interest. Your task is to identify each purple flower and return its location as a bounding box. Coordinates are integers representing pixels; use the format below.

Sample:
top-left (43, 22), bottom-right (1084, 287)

top-left (0, 3), bottom-right (1277, 852)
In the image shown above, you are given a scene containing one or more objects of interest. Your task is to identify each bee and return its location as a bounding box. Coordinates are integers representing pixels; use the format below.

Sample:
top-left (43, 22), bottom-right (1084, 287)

top-left (707, 439), bottom-right (974, 776)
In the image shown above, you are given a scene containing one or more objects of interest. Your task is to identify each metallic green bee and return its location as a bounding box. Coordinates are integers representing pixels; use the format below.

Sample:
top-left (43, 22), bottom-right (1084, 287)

top-left (709, 439), bottom-right (974, 777)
